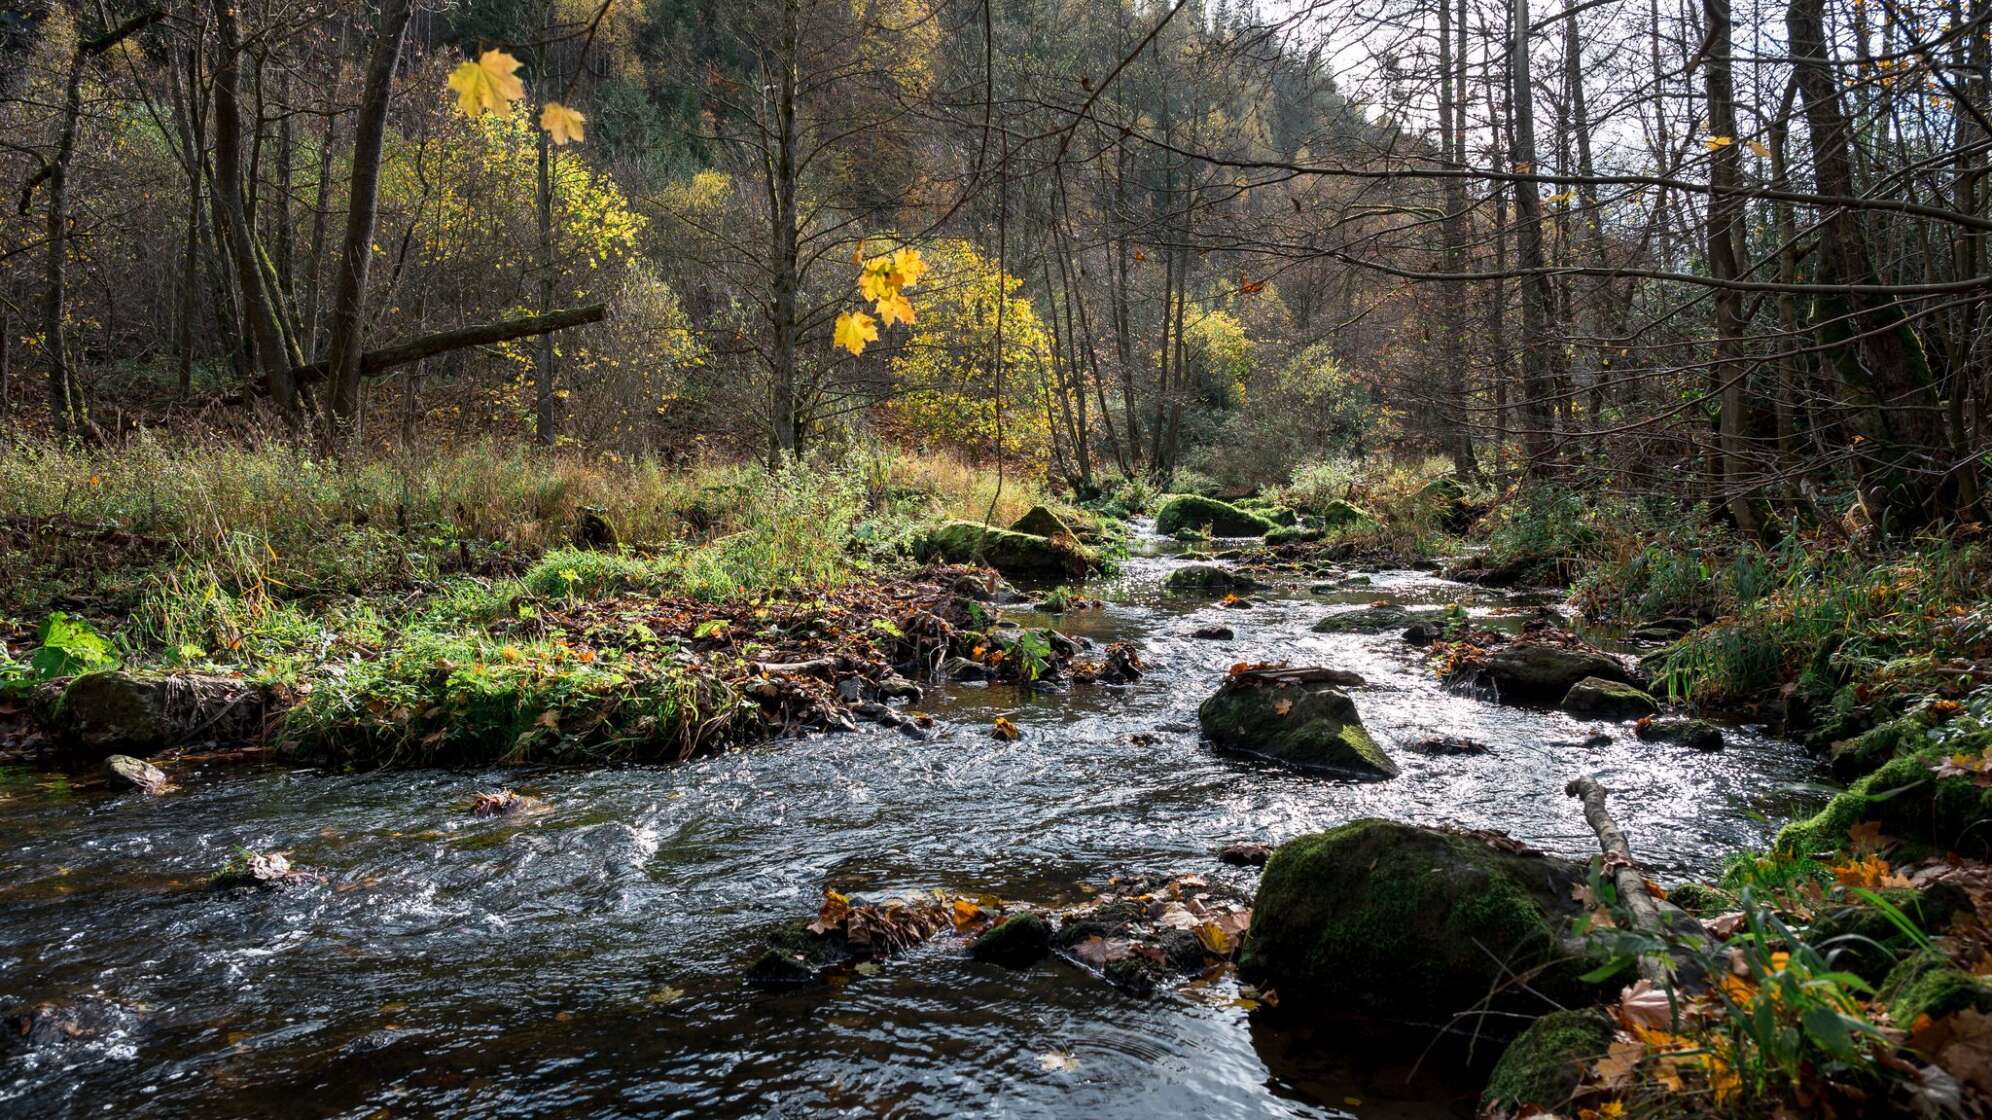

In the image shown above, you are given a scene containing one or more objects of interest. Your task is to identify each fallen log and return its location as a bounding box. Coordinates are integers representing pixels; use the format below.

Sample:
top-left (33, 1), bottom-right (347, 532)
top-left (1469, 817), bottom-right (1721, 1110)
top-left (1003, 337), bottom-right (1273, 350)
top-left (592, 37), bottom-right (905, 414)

top-left (1565, 775), bottom-right (1669, 983)
top-left (239, 304), bottom-right (608, 397)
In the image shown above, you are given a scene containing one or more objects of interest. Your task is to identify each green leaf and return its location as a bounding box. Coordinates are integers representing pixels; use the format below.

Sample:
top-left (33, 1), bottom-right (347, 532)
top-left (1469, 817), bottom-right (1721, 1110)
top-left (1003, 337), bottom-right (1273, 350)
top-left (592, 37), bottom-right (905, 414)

top-left (29, 612), bottom-right (118, 680)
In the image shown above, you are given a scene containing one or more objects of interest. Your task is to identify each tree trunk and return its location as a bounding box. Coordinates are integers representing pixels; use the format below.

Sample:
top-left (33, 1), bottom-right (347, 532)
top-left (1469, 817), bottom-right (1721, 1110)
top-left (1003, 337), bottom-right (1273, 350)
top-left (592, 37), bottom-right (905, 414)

top-left (1704, 0), bottom-right (1764, 537)
top-left (321, 0), bottom-right (415, 454)
top-left (1508, 0), bottom-right (1557, 476)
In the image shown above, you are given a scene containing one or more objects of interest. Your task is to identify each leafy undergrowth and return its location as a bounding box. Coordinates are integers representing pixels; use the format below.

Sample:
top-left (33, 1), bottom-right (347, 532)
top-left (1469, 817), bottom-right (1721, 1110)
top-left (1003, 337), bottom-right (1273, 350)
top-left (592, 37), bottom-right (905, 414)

top-left (283, 562), bottom-right (1086, 768)
top-left (1511, 815), bottom-right (1992, 1119)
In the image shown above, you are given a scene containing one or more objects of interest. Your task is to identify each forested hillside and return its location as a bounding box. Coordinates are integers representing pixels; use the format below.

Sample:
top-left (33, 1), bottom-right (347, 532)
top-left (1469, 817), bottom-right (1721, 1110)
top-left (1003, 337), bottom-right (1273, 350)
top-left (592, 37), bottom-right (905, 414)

top-left (1, 1), bottom-right (1990, 1118)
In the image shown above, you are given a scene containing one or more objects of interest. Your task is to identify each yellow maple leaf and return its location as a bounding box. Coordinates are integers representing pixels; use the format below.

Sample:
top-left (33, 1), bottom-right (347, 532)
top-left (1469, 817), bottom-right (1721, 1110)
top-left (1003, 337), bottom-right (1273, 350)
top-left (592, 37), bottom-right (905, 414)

top-left (1703, 134), bottom-right (1735, 150)
top-left (874, 290), bottom-right (915, 327)
top-left (540, 101), bottom-right (586, 145)
top-left (859, 267), bottom-right (899, 303)
top-left (890, 247), bottom-right (927, 288)
top-left (834, 310), bottom-right (878, 355)
top-left (1745, 138), bottom-right (1773, 158)
top-left (447, 50), bottom-right (526, 119)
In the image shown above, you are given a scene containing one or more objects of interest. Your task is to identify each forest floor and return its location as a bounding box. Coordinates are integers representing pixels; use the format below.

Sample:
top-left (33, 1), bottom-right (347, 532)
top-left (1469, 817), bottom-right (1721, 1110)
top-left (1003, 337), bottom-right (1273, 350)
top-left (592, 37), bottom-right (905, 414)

top-left (4, 439), bottom-right (1992, 1118)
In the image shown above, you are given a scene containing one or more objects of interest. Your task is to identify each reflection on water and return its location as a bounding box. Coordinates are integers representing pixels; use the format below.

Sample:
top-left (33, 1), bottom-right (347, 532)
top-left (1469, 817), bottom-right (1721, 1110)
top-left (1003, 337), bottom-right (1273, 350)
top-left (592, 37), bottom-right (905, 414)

top-left (0, 537), bottom-right (1827, 1118)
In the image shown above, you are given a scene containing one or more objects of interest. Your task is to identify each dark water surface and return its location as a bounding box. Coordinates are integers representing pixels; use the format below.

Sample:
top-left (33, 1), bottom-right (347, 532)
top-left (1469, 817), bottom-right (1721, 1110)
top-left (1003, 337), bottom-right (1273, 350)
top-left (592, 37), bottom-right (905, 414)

top-left (0, 532), bottom-right (1831, 1118)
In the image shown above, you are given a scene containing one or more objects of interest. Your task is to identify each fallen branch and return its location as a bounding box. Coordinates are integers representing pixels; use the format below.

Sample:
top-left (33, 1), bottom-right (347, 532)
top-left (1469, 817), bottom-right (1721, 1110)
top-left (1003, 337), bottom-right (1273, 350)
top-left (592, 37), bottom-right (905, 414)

top-left (1565, 775), bottom-right (1669, 983)
top-left (265, 304), bottom-right (607, 392)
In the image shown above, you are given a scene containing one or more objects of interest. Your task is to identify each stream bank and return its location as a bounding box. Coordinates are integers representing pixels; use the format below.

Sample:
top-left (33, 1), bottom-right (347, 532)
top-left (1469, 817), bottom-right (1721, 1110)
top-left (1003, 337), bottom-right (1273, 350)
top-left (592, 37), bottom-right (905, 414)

top-left (0, 521), bottom-right (1830, 1118)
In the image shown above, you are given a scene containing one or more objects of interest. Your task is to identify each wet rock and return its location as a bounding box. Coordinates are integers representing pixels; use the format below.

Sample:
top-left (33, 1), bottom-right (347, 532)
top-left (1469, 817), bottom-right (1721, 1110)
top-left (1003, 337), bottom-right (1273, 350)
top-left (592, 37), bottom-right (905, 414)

top-left (1219, 842), bottom-right (1273, 866)
top-left (1636, 717), bottom-right (1725, 751)
top-left (1220, 596), bottom-right (1255, 609)
top-left (1163, 564), bottom-right (1260, 593)
top-left (104, 753), bottom-right (173, 794)
top-left (469, 789), bottom-right (548, 818)
top-left (940, 656), bottom-right (995, 683)
top-left (876, 675), bottom-right (923, 703)
top-left (211, 849), bottom-right (321, 890)
top-left (4, 995), bottom-right (144, 1053)
top-left (1154, 495), bottom-right (1277, 537)
top-left (43, 670), bottom-right (268, 758)
top-left (1401, 621), bottom-right (1446, 646)
top-left (1198, 667), bottom-right (1397, 779)
top-left (1405, 736), bottom-right (1489, 756)
top-left (1311, 605), bottom-right (1433, 635)
top-left (968, 913), bottom-right (1052, 968)
top-left (1191, 625), bottom-right (1235, 641)
top-left (1559, 677), bottom-right (1660, 721)
top-left (1238, 820), bottom-right (1597, 1019)
top-left (835, 677), bottom-right (866, 703)
top-left (1481, 1009), bottom-right (1615, 1115)
top-left (744, 920), bottom-right (854, 987)
top-left (915, 521), bottom-right (1095, 580)
top-left (1468, 641), bottom-right (1640, 705)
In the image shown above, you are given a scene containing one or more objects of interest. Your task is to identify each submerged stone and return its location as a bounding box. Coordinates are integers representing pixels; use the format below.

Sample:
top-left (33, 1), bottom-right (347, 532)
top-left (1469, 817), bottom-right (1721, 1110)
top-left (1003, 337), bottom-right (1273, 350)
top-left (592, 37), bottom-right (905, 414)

top-left (104, 754), bottom-right (172, 795)
top-left (1311, 605), bottom-right (1435, 635)
top-left (968, 913), bottom-right (1051, 968)
top-left (1153, 495), bottom-right (1276, 538)
top-left (1198, 668), bottom-right (1396, 779)
top-left (1559, 677), bottom-right (1659, 721)
top-left (1238, 819), bottom-right (1595, 1019)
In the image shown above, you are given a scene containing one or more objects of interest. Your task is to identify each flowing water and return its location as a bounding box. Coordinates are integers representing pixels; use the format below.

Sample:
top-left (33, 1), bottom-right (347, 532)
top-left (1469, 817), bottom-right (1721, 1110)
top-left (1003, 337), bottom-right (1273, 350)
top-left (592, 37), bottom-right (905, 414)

top-left (0, 531), bottom-right (1834, 1118)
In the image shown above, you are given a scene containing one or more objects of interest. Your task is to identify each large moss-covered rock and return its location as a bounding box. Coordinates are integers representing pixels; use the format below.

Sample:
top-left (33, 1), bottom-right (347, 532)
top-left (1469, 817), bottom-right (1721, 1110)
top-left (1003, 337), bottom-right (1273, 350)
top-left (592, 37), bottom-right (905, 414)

top-left (1311, 605), bottom-right (1440, 635)
top-left (1154, 495), bottom-right (1276, 537)
top-left (1239, 820), bottom-right (1594, 1018)
top-left (1198, 669), bottom-right (1396, 779)
top-left (1827, 711), bottom-right (1932, 780)
top-left (1777, 746), bottom-right (1992, 858)
top-left (915, 521), bottom-right (1094, 580)
top-left (1317, 499), bottom-right (1376, 530)
top-left (1263, 525), bottom-right (1325, 546)
top-left (1471, 642), bottom-right (1639, 705)
top-left (43, 671), bottom-right (267, 758)
top-left (1010, 505), bottom-right (1076, 539)
top-left (1560, 677), bottom-right (1659, 721)
top-left (1481, 1010), bottom-right (1615, 1114)
top-left (1884, 949), bottom-right (1992, 1026)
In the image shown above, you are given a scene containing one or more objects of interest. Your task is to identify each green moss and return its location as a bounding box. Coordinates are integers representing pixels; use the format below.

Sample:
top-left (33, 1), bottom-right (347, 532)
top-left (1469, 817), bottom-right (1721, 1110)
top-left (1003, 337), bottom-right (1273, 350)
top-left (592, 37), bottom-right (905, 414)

top-left (1199, 682), bottom-right (1397, 779)
top-left (1239, 820), bottom-right (1593, 1017)
top-left (915, 521), bottom-right (1096, 579)
top-left (1481, 1010), bottom-right (1614, 1113)
top-left (1009, 505), bottom-right (1076, 539)
top-left (969, 913), bottom-right (1051, 968)
top-left (1883, 949), bottom-right (1992, 1025)
top-left (1318, 499), bottom-right (1376, 529)
top-left (1154, 495), bottom-right (1277, 537)
top-left (1665, 882), bottom-right (1738, 915)
top-left (1777, 748), bottom-right (1992, 859)
top-left (1827, 712), bottom-right (1932, 780)
top-left (1264, 525), bottom-right (1326, 546)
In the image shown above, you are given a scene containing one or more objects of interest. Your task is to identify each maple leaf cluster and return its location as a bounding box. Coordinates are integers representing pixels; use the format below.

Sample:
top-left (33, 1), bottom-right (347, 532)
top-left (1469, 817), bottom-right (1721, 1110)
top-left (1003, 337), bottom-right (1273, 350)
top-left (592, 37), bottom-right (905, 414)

top-left (447, 50), bottom-right (586, 146)
top-left (836, 246), bottom-right (928, 356)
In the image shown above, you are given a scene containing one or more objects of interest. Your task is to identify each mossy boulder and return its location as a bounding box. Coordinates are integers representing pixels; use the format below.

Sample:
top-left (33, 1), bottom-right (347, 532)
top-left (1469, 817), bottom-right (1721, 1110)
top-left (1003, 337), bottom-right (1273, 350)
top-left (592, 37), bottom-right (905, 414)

top-left (1635, 717), bottom-right (1724, 752)
top-left (1263, 525), bottom-right (1325, 546)
top-left (1239, 820), bottom-right (1595, 1019)
top-left (1473, 642), bottom-right (1640, 705)
top-left (1317, 498), bottom-right (1377, 530)
top-left (1154, 495), bottom-right (1277, 538)
top-left (1164, 564), bottom-right (1261, 593)
top-left (1560, 677), bottom-right (1660, 721)
top-left (916, 521), bottom-right (1094, 581)
top-left (743, 920), bottom-right (853, 987)
top-left (1827, 712), bottom-right (1932, 780)
top-left (969, 913), bottom-right (1052, 968)
top-left (1777, 748), bottom-right (1992, 859)
top-left (1810, 882), bottom-right (1974, 982)
top-left (1884, 949), bottom-right (1992, 1026)
top-left (43, 670), bottom-right (267, 758)
top-left (1009, 505), bottom-right (1076, 539)
top-left (1481, 1009), bottom-right (1615, 1114)
top-left (1198, 670), bottom-right (1396, 779)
